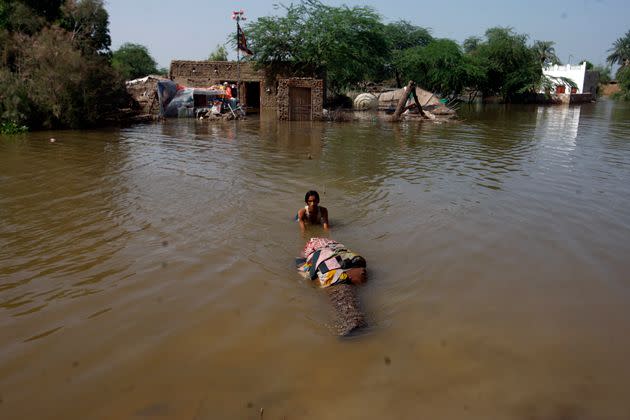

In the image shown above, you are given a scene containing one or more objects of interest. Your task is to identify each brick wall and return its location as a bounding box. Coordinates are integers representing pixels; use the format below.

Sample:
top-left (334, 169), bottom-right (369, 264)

top-left (169, 60), bottom-right (276, 108)
top-left (170, 61), bottom-right (325, 118)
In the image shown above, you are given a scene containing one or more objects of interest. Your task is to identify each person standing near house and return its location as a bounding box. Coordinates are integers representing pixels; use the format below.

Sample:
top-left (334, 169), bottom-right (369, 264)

top-left (223, 82), bottom-right (238, 109)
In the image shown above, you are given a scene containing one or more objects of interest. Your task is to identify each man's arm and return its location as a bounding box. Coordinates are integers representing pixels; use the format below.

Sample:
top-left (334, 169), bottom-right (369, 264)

top-left (321, 207), bottom-right (330, 230)
top-left (297, 208), bottom-right (307, 232)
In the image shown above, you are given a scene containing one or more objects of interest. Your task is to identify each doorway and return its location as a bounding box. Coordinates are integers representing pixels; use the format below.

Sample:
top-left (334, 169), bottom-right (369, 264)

top-left (289, 87), bottom-right (312, 121)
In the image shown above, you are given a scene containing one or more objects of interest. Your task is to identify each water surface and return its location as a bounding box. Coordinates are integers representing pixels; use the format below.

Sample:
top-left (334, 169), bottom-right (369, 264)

top-left (1, 100), bottom-right (630, 419)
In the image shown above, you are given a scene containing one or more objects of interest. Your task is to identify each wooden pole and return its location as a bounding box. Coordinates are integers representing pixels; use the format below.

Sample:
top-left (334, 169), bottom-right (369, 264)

top-left (390, 80), bottom-right (426, 121)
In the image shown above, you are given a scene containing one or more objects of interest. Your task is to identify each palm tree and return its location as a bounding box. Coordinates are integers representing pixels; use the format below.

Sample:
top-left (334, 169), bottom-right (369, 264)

top-left (607, 30), bottom-right (630, 70)
top-left (533, 40), bottom-right (560, 66)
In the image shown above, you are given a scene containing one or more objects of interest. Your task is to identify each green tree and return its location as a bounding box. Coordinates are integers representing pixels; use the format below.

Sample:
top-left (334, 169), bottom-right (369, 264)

top-left (607, 30), bottom-right (630, 73)
top-left (396, 38), bottom-right (483, 99)
top-left (11, 27), bottom-right (127, 128)
top-left (382, 20), bottom-right (433, 86)
top-left (112, 42), bottom-right (158, 80)
top-left (592, 64), bottom-right (612, 85)
top-left (208, 44), bottom-right (228, 61)
top-left (59, 0), bottom-right (111, 55)
top-left (467, 27), bottom-right (541, 101)
top-left (463, 36), bottom-right (481, 54)
top-left (613, 66), bottom-right (630, 100)
top-left (532, 40), bottom-right (560, 65)
top-left (246, 0), bottom-right (388, 93)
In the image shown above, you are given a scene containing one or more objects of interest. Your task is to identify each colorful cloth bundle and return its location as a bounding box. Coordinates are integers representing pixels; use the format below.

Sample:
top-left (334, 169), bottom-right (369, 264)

top-left (297, 238), bottom-right (366, 288)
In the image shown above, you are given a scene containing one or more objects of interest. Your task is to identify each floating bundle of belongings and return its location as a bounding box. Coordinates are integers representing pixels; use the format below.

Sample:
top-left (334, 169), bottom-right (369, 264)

top-left (156, 80), bottom-right (241, 118)
top-left (297, 238), bottom-right (367, 287)
top-left (297, 237), bottom-right (368, 336)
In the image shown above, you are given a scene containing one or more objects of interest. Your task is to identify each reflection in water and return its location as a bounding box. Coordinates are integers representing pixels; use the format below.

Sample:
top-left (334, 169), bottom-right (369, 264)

top-left (536, 104), bottom-right (581, 150)
top-left (2, 101), bottom-right (630, 419)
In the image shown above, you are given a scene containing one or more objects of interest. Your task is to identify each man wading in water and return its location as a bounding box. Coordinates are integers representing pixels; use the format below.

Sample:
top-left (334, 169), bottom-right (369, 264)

top-left (297, 190), bottom-right (329, 233)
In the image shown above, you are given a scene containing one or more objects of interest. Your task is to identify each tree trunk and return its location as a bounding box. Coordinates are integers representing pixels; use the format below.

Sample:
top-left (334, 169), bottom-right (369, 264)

top-left (391, 80), bottom-right (426, 121)
top-left (325, 283), bottom-right (366, 336)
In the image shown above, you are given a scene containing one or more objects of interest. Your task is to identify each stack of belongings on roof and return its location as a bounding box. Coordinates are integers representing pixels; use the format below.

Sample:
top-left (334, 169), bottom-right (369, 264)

top-left (156, 80), bottom-right (241, 120)
top-left (297, 237), bottom-right (368, 336)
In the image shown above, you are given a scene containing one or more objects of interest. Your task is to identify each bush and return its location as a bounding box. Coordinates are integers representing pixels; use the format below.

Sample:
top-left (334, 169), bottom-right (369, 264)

top-left (16, 27), bottom-right (128, 128)
top-left (0, 120), bottom-right (28, 134)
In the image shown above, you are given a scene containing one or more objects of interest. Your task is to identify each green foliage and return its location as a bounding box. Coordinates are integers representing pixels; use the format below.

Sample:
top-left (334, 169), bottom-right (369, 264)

top-left (593, 65), bottom-right (612, 85)
top-left (463, 36), bottom-right (481, 54)
top-left (112, 42), bottom-right (158, 80)
top-left (0, 1), bottom-right (129, 129)
top-left (383, 20), bottom-right (433, 50)
top-left (0, 66), bottom-right (31, 125)
top-left (0, 119), bottom-right (28, 133)
top-left (612, 66), bottom-right (630, 100)
top-left (208, 44), bottom-right (228, 61)
top-left (607, 29), bottom-right (630, 73)
top-left (467, 27), bottom-right (541, 101)
top-left (0, 1), bottom-right (46, 34)
top-left (13, 27), bottom-right (128, 128)
top-left (396, 39), bottom-right (482, 98)
top-left (59, 0), bottom-right (111, 55)
top-left (246, 0), bottom-right (388, 93)
top-left (382, 20), bottom-right (433, 86)
top-left (533, 40), bottom-right (560, 65)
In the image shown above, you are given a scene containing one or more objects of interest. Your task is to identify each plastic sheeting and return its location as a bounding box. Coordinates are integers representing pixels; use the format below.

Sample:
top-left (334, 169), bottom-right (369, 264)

top-left (157, 80), bottom-right (227, 118)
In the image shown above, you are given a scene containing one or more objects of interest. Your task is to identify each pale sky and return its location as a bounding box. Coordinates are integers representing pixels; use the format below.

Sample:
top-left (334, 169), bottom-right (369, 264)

top-left (105, 0), bottom-right (629, 70)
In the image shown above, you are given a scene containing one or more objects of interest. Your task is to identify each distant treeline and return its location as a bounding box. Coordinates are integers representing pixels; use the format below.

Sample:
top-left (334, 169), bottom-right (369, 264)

top-left (244, 1), bottom-right (628, 101)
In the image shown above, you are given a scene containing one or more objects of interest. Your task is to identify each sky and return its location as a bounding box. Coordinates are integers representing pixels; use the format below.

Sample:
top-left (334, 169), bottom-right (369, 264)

top-left (105, 0), bottom-right (629, 70)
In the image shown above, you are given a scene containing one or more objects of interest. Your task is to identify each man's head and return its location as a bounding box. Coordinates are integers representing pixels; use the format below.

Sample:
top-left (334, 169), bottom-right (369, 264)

top-left (304, 190), bottom-right (320, 209)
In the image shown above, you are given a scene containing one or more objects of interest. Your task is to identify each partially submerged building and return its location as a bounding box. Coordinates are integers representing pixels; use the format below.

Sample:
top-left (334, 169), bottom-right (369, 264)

top-left (541, 62), bottom-right (599, 103)
top-left (168, 60), bottom-right (325, 120)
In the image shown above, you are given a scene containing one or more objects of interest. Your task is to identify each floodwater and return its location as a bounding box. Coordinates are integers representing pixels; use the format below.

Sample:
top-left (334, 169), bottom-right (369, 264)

top-left (1, 100), bottom-right (630, 419)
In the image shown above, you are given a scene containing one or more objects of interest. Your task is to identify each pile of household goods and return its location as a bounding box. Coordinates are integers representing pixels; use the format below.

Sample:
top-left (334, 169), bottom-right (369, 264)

top-left (296, 237), bottom-right (368, 336)
top-left (156, 80), bottom-right (244, 120)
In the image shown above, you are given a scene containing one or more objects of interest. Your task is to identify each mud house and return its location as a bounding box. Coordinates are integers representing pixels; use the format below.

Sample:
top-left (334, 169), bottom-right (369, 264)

top-left (169, 60), bottom-right (325, 120)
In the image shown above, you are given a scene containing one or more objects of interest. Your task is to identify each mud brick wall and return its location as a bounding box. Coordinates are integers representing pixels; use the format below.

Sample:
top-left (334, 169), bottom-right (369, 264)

top-left (277, 78), bottom-right (324, 120)
top-left (169, 60), bottom-right (276, 108)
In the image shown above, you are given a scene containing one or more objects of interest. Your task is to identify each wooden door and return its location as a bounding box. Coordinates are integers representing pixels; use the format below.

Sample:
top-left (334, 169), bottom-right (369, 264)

top-left (289, 87), bottom-right (312, 120)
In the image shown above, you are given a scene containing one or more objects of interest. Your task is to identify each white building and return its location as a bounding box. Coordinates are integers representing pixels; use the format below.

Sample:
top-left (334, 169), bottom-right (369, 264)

top-left (542, 62), bottom-right (598, 96)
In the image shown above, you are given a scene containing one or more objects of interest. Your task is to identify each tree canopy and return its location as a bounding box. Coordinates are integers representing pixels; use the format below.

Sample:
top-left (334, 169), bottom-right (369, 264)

top-left (112, 42), bottom-right (158, 80)
top-left (208, 44), bottom-right (228, 61)
top-left (607, 30), bottom-right (630, 73)
top-left (466, 27), bottom-right (542, 101)
top-left (245, 0), bottom-right (388, 93)
top-left (0, 0), bottom-right (129, 130)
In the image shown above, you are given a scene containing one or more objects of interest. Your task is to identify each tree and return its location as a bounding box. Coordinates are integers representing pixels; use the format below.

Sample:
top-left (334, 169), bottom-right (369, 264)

top-left (466, 27), bottom-right (541, 101)
top-left (396, 38), bottom-right (483, 99)
top-left (112, 42), bottom-right (157, 80)
top-left (463, 36), bottom-right (481, 54)
top-left (59, 0), bottom-right (111, 55)
top-left (12, 26), bottom-right (127, 128)
top-left (382, 20), bottom-right (433, 86)
top-left (246, 0), bottom-right (388, 94)
top-left (613, 66), bottom-right (630, 100)
top-left (592, 64), bottom-right (612, 84)
top-left (533, 40), bottom-right (560, 66)
top-left (607, 30), bottom-right (630, 74)
top-left (208, 44), bottom-right (228, 61)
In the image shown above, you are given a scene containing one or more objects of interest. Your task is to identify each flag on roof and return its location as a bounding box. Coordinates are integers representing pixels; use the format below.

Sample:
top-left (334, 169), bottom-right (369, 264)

top-left (237, 23), bottom-right (253, 56)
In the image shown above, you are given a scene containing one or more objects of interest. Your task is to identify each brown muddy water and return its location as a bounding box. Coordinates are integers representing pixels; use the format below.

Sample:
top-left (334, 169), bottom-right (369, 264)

top-left (1, 100), bottom-right (630, 419)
